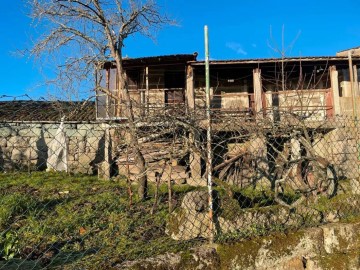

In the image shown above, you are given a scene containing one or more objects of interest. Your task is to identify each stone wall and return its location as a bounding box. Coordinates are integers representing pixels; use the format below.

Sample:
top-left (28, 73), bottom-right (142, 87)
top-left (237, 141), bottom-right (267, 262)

top-left (122, 221), bottom-right (360, 270)
top-left (217, 222), bottom-right (360, 270)
top-left (313, 121), bottom-right (360, 180)
top-left (0, 122), bottom-right (105, 174)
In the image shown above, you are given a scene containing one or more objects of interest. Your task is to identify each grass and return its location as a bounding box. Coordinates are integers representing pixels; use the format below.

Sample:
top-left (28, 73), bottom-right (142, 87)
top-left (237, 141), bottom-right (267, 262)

top-left (0, 172), bottom-right (198, 269)
top-left (1, 172), bottom-right (359, 269)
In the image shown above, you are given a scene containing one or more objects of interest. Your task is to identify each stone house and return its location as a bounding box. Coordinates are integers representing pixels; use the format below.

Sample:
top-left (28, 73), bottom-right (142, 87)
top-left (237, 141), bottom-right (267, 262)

top-left (1, 49), bottom-right (359, 185)
top-left (95, 50), bottom-right (360, 184)
top-left (96, 51), bottom-right (360, 120)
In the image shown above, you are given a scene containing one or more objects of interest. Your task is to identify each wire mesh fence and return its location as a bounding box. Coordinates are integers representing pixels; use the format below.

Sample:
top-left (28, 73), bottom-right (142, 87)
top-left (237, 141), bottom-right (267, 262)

top-left (1, 95), bottom-right (360, 269)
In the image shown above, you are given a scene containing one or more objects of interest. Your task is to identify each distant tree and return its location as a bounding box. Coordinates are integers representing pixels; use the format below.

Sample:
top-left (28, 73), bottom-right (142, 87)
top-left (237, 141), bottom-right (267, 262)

top-left (28, 0), bottom-right (175, 200)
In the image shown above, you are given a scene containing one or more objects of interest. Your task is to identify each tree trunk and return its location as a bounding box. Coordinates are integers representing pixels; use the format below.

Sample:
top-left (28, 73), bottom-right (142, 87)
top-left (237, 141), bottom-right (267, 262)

top-left (115, 46), bottom-right (148, 200)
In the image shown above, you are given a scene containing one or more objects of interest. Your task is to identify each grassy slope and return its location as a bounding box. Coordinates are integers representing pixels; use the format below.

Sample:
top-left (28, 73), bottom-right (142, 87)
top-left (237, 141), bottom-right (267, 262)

top-left (0, 172), bottom-right (197, 269)
top-left (1, 172), bottom-right (359, 269)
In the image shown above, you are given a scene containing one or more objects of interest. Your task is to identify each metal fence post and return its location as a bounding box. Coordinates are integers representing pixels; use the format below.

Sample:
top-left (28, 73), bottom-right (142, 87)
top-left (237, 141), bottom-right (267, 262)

top-left (205, 25), bottom-right (215, 243)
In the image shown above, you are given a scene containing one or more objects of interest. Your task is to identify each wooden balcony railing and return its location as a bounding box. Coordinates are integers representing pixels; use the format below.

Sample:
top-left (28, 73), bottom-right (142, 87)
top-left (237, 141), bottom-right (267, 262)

top-left (97, 88), bottom-right (335, 122)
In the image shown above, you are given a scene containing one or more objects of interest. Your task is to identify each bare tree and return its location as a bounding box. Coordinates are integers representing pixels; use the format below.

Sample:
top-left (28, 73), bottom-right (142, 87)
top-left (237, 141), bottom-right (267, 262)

top-left (28, 0), bottom-right (175, 200)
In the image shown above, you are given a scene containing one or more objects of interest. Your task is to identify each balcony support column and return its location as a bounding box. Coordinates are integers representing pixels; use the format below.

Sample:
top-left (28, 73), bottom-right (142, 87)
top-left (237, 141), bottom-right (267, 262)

top-left (253, 68), bottom-right (263, 119)
top-left (330, 66), bottom-right (341, 115)
top-left (354, 65), bottom-right (359, 96)
top-left (186, 65), bottom-right (195, 111)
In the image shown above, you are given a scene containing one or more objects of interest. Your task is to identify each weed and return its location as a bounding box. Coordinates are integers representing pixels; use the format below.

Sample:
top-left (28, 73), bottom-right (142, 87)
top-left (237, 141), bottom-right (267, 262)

top-left (1, 231), bottom-right (19, 260)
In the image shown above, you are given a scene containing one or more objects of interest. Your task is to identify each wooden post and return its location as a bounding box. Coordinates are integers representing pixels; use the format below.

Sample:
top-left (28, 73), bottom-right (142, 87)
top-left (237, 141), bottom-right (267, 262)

top-left (330, 66), bottom-right (341, 116)
top-left (348, 51), bottom-right (357, 118)
top-left (146, 66), bottom-right (149, 115)
top-left (186, 65), bottom-right (195, 111)
top-left (187, 65), bottom-right (203, 185)
top-left (140, 68), bottom-right (146, 116)
top-left (354, 65), bottom-right (359, 96)
top-left (189, 132), bottom-right (203, 185)
top-left (253, 68), bottom-right (263, 118)
top-left (99, 123), bottom-right (111, 180)
top-left (106, 68), bottom-right (110, 118)
top-left (265, 91), bottom-right (273, 120)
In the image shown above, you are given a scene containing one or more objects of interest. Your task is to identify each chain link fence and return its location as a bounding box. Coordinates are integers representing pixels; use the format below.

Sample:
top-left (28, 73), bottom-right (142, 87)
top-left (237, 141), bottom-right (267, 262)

top-left (1, 95), bottom-right (360, 269)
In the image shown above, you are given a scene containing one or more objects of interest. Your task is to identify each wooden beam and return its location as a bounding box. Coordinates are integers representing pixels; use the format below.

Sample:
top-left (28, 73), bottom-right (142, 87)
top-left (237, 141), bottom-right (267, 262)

top-left (146, 66), bottom-right (149, 115)
top-left (253, 68), bottom-right (263, 118)
top-left (99, 124), bottom-right (111, 180)
top-left (348, 51), bottom-right (357, 118)
top-left (330, 66), bottom-right (341, 115)
top-left (265, 91), bottom-right (273, 120)
top-left (354, 65), bottom-right (359, 96)
top-left (188, 132), bottom-right (205, 186)
top-left (186, 65), bottom-right (195, 111)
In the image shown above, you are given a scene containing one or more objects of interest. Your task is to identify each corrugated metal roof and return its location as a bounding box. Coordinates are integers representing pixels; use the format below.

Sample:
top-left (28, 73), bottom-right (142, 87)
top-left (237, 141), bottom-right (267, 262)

top-left (0, 101), bottom-right (96, 122)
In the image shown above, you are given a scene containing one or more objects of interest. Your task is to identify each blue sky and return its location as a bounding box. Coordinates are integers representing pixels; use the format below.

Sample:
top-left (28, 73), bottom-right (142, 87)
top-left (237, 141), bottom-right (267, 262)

top-left (1, 0), bottom-right (360, 98)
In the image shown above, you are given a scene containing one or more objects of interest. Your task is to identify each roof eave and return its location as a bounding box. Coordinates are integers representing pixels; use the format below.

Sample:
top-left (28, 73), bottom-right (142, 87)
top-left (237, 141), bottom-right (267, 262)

top-left (190, 56), bottom-right (360, 66)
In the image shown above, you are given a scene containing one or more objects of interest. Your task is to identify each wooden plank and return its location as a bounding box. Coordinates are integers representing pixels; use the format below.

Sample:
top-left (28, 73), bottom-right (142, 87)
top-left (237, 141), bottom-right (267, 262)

top-left (146, 66), bottom-right (149, 115)
top-left (189, 132), bottom-right (202, 183)
top-left (186, 65), bottom-right (195, 110)
top-left (253, 68), bottom-right (263, 118)
top-left (354, 65), bottom-right (359, 96)
top-left (326, 90), bottom-right (334, 118)
top-left (265, 91), bottom-right (273, 119)
top-left (330, 66), bottom-right (341, 115)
